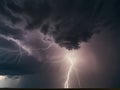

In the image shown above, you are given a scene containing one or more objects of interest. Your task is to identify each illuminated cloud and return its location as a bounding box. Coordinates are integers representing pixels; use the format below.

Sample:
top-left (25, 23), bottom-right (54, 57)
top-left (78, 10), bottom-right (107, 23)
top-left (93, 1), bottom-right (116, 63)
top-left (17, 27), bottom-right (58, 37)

top-left (0, 0), bottom-right (119, 49)
top-left (0, 76), bottom-right (6, 80)
top-left (0, 0), bottom-right (120, 88)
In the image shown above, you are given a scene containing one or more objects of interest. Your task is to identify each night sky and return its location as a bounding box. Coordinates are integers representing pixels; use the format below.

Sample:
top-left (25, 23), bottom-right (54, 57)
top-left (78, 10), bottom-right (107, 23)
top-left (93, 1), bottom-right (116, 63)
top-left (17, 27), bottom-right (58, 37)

top-left (0, 0), bottom-right (120, 88)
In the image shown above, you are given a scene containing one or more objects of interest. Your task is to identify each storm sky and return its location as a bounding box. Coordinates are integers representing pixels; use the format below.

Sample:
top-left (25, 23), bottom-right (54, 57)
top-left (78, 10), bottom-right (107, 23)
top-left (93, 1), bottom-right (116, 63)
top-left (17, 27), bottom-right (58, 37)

top-left (0, 0), bottom-right (120, 88)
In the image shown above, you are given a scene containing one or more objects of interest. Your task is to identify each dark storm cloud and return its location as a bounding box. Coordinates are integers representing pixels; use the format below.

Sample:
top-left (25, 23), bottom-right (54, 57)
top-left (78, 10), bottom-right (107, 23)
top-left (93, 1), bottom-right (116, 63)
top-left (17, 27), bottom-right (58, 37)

top-left (0, 0), bottom-right (120, 76)
top-left (0, 0), bottom-right (120, 49)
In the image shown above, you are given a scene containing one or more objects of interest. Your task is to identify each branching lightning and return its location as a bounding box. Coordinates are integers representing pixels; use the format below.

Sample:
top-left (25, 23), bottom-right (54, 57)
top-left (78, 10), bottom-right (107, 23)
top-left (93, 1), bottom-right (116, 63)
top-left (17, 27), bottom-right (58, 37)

top-left (0, 34), bottom-right (32, 55)
top-left (0, 33), bottom-right (80, 88)
top-left (31, 43), bottom-right (55, 51)
top-left (0, 33), bottom-right (55, 63)
top-left (0, 34), bottom-right (32, 63)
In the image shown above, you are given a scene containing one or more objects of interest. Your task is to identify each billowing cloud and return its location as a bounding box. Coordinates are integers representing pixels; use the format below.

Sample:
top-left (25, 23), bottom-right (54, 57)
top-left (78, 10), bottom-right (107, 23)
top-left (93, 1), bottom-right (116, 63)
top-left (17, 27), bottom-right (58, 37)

top-left (0, 0), bottom-right (120, 76)
top-left (0, 0), bottom-right (120, 49)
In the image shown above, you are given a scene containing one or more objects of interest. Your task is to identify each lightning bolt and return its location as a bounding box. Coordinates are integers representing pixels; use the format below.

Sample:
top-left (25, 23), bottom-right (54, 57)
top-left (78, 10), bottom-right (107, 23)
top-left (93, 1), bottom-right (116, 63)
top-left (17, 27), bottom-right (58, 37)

top-left (0, 33), bottom-right (80, 88)
top-left (0, 34), bottom-right (32, 63)
top-left (0, 34), bottom-right (32, 55)
top-left (64, 50), bottom-right (81, 88)
top-left (64, 54), bottom-right (74, 88)
top-left (31, 43), bottom-right (55, 51)
top-left (0, 34), bottom-right (55, 63)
